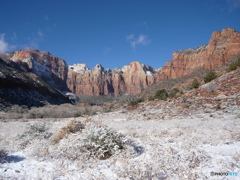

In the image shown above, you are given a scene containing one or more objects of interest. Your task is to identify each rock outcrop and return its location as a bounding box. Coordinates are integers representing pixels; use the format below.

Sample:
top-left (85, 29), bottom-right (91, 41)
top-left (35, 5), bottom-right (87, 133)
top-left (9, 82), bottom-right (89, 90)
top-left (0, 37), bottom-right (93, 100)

top-left (156, 28), bottom-right (240, 80)
top-left (67, 61), bottom-right (155, 96)
top-left (0, 58), bottom-right (70, 109)
top-left (10, 49), bottom-right (69, 90)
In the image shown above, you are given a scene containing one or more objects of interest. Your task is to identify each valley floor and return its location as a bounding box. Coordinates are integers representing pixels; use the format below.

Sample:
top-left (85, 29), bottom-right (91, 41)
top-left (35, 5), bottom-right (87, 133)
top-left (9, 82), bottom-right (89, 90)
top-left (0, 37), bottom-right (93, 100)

top-left (0, 103), bottom-right (239, 180)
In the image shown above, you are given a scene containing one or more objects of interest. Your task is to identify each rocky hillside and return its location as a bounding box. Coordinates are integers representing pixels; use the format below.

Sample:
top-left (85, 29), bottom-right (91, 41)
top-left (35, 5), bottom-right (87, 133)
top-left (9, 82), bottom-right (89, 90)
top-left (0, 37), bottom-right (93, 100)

top-left (0, 57), bottom-right (70, 109)
top-left (7, 28), bottom-right (240, 98)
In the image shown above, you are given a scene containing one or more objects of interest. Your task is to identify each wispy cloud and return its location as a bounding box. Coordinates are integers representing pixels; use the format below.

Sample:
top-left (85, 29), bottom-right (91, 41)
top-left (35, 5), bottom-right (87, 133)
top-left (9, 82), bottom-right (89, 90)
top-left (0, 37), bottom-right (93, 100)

top-left (38, 30), bottom-right (44, 37)
top-left (226, 0), bottom-right (240, 12)
top-left (126, 34), bottom-right (151, 49)
top-left (104, 47), bottom-right (111, 55)
top-left (0, 34), bottom-right (16, 53)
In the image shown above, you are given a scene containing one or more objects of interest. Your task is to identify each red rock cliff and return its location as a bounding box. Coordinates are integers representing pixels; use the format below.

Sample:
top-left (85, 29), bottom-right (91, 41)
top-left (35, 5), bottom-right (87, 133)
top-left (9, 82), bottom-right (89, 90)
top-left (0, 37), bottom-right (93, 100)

top-left (10, 49), bottom-right (69, 90)
top-left (156, 28), bottom-right (240, 80)
top-left (67, 61), bottom-right (155, 96)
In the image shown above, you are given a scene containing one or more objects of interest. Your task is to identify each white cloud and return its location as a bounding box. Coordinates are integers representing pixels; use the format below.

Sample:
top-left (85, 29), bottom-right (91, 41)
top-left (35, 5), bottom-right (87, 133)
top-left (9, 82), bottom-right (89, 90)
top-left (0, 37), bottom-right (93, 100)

top-left (126, 34), bottom-right (135, 40)
top-left (126, 34), bottom-right (151, 49)
top-left (0, 34), bottom-right (16, 53)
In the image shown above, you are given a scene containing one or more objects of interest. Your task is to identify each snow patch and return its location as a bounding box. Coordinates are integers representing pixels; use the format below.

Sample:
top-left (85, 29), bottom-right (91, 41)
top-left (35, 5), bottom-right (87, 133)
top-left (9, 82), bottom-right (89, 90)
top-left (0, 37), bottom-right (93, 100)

top-left (146, 71), bottom-right (153, 76)
top-left (69, 63), bottom-right (91, 74)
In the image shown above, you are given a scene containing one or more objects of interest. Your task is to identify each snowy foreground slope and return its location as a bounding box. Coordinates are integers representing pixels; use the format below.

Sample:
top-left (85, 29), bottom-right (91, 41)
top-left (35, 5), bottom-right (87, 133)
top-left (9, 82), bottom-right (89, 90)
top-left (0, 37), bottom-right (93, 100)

top-left (0, 69), bottom-right (240, 180)
top-left (0, 104), bottom-right (239, 180)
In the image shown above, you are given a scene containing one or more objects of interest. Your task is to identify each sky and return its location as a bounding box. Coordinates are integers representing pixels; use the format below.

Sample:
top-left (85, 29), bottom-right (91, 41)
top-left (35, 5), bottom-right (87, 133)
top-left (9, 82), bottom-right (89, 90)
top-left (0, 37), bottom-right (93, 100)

top-left (0, 0), bottom-right (240, 70)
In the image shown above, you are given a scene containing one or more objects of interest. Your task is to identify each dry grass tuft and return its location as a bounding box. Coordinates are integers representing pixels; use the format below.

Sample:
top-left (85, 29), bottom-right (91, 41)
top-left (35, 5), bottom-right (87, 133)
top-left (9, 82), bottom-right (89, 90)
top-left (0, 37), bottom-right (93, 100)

top-left (50, 120), bottom-right (84, 144)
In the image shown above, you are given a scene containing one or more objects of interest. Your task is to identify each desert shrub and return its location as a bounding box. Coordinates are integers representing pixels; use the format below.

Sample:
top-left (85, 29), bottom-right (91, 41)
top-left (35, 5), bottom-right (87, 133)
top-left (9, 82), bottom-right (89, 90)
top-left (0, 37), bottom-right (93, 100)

top-left (204, 71), bottom-right (217, 83)
top-left (17, 122), bottom-right (52, 148)
top-left (228, 59), bottom-right (240, 72)
top-left (26, 104), bottom-right (103, 119)
top-left (7, 105), bottom-right (28, 114)
top-left (51, 120), bottom-right (84, 144)
top-left (169, 88), bottom-right (180, 98)
top-left (3, 105), bottom-right (29, 119)
top-left (228, 62), bottom-right (238, 72)
top-left (191, 78), bottom-right (200, 89)
top-left (84, 106), bottom-right (103, 116)
top-left (128, 98), bottom-right (144, 106)
top-left (237, 58), bottom-right (240, 66)
top-left (154, 89), bottom-right (168, 100)
top-left (59, 126), bottom-right (127, 160)
top-left (78, 126), bottom-right (127, 159)
top-left (148, 95), bottom-right (155, 101)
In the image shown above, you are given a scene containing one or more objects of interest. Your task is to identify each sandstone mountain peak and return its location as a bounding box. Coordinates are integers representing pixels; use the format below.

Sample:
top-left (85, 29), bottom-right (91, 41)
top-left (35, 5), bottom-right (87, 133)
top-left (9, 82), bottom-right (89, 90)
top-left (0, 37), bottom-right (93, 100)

top-left (69, 63), bottom-right (90, 74)
top-left (25, 48), bottom-right (51, 55)
top-left (93, 64), bottom-right (104, 72)
top-left (156, 27), bottom-right (240, 80)
top-left (9, 49), bottom-right (69, 91)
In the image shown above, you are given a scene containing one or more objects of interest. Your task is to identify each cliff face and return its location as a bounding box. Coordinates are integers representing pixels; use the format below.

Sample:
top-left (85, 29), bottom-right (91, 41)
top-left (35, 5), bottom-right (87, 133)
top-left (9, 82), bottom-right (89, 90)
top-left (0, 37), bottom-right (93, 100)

top-left (10, 49), bottom-right (69, 90)
top-left (156, 28), bottom-right (240, 80)
top-left (0, 58), bottom-right (70, 109)
top-left (67, 61), bottom-right (155, 96)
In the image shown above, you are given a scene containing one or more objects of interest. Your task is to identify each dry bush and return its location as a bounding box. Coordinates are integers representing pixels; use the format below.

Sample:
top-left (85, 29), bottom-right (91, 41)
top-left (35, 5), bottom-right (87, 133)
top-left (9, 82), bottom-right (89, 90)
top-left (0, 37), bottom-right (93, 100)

top-left (50, 125), bottom-right (128, 161)
top-left (51, 119), bottom-right (84, 144)
top-left (26, 104), bottom-right (103, 119)
top-left (116, 163), bottom-right (165, 179)
top-left (1, 103), bottom-right (103, 120)
top-left (76, 126), bottom-right (127, 159)
top-left (17, 122), bottom-right (52, 148)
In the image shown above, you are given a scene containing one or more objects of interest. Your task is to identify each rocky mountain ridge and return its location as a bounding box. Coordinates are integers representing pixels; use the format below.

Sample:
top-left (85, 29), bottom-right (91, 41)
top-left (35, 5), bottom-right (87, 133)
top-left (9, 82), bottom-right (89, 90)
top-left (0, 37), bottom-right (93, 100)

top-left (0, 57), bottom-right (70, 109)
top-left (6, 28), bottom-right (240, 98)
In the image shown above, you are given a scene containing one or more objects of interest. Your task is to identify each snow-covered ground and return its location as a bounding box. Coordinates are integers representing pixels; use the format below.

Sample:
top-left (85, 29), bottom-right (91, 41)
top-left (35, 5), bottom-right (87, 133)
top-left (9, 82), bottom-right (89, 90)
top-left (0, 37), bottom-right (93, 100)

top-left (0, 103), bottom-right (239, 180)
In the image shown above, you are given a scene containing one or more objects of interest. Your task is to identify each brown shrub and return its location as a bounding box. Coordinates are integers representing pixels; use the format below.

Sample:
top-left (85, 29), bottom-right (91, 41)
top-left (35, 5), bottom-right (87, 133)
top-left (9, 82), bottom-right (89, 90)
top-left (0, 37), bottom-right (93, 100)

top-left (51, 120), bottom-right (84, 144)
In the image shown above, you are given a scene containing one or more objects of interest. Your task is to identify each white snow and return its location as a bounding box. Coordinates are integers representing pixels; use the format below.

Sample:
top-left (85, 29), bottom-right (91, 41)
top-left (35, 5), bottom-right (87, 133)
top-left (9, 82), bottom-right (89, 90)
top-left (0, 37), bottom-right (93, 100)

top-left (69, 64), bottom-right (91, 74)
top-left (146, 70), bottom-right (153, 76)
top-left (0, 106), bottom-right (240, 179)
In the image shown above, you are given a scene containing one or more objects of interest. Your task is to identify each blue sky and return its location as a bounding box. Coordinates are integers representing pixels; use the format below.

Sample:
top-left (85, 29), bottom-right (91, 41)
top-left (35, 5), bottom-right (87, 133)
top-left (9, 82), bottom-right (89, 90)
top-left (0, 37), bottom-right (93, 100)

top-left (0, 0), bottom-right (240, 70)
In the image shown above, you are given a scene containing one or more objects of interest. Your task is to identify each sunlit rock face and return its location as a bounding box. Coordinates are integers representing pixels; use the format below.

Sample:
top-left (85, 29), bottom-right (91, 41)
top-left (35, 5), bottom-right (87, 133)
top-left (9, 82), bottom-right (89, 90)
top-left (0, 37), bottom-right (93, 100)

top-left (155, 28), bottom-right (240, 81)
top-left (67, 61), bottom-right (155, 97)
top-left (10, 49), bottom-right (69, 90)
